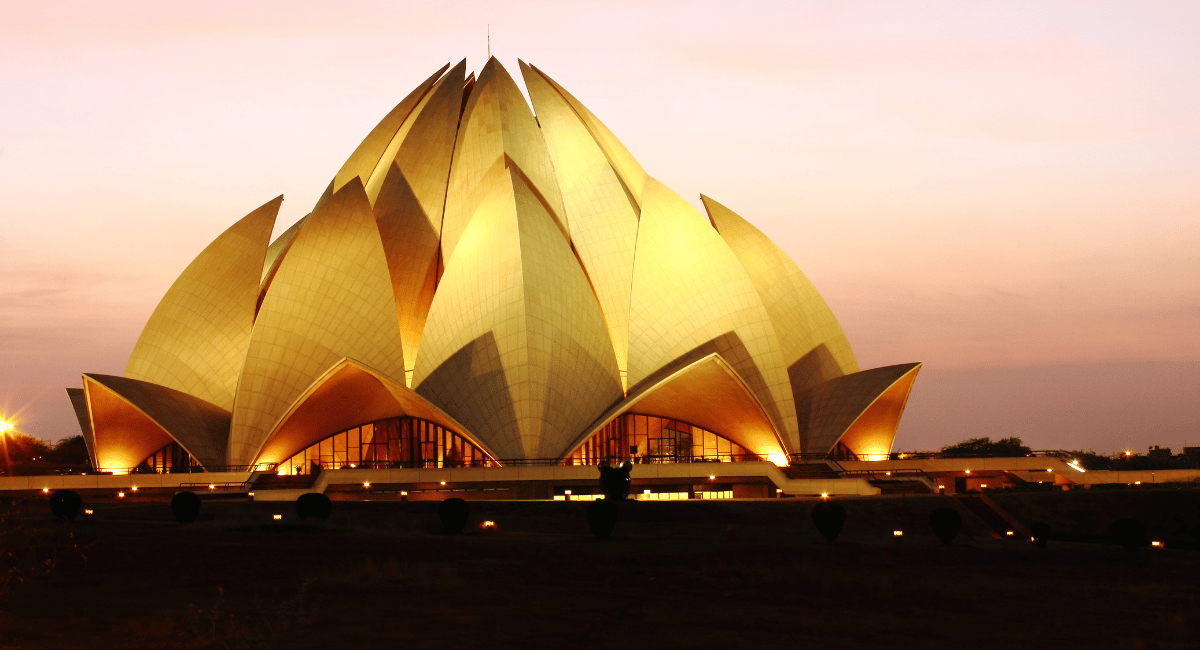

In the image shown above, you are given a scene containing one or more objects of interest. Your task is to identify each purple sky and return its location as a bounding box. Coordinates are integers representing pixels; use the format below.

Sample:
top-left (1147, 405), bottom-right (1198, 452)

top-left (1, 1), bottom-right (1197, 454)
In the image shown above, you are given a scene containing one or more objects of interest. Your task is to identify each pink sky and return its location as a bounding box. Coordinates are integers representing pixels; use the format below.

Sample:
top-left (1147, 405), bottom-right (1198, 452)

top-left (1, 1), bottom-right (1197, 453)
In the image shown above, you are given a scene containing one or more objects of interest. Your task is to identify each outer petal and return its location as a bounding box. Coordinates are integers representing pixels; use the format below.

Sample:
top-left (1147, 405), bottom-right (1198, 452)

top-left (524, 63), bottom-right (648, 208)
top-left (521, 60), bottom-right (639, 391)
top-left (562, 353), bottom-right (786, 459)
top-left (701, 195), bottom-right (859, 393)
top-left (253, 358), bottom-right (497, 465)
top-left (65, 387), bottom-right (98, 468)
top-left (125, 196), bottom-right (280, 411)
top-left (83, 374), bottom-right (231, 471)
top-left (628, 178), bottom-right (799, 450)
top-left (230, 180), bottom-right (406, 465)
top-left (441, 58), bottom-right (568, 265)
top-left (793, 363), bottom-right (922, 457)
top-left (414, 169), bottom-right (623, 460)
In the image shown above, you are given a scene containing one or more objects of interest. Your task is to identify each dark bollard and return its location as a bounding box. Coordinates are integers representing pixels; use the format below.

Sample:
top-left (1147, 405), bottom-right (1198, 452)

top-left (1111, 518), bottom-right (1147, 552)
top-left (50, 489), bottom-right (82, 521)
top-left (811, 501), bottom-right (847, 542)
top-left (439, 497), bottom-right (469, 534)
top-left (1031, 522), bottom-right (1050, 549)
top-left (171, 491), bottom-right (202, 524)
top-left (929, 507), bottom-right (962, 546)
top-left (587, 500), bottom-right (617, 540)
top-left (295, 492), bottom-right (332, 521)
top-left (598, 461), bottom-right (632, 501)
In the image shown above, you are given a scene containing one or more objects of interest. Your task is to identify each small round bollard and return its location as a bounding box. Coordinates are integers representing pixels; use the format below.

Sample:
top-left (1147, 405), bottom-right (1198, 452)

top-left (586, 500), bottom-right (617, 540)
top-left (439, 497), bottom-right (469, 534)
top-left (295, 492), bottom-right (332, 521)
top-left (171, 491), bottom-right (202, 524)
top-left (50, 489), bottom-right (83, 521)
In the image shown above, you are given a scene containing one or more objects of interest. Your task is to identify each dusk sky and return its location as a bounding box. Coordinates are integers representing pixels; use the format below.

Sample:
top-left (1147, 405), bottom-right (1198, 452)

top-left (1, 1), bottom-right (1197, 454)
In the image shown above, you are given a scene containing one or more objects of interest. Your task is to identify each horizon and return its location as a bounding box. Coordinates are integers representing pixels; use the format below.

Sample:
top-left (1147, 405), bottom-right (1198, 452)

top-left (1, 1), bottom-right (1197, 454)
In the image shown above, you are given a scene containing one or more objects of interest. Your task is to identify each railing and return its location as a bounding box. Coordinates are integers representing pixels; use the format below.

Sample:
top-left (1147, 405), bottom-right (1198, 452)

top-left (791, 450), bottom-right (1074, 463)
top-left (271, 454), bottom-right (782, 474)
top-left (179, 481), bottom-right (249, 492)
top-left (1, 464), bottom-right (276, 477)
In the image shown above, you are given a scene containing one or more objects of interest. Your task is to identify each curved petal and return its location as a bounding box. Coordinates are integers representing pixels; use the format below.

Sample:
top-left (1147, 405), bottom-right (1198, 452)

top-left (414, 169), bottom-right (623, 460)
top-left (83, 374), bottom-right (230, 470)
top-left (230, 179), bottom-right (406, 465)
top-left (441, 57), bottom-right (568, 266)
top-left (521, 60), bottom-right (639, 390)
top-left (628, 178), bottom-right (798, 448)
top-left (125, 196), bottom-right (280, 411)
top-left (524, 62), bottom-right (648, 208)
top-left (701, 194), bottom-right (859, 393)
top-left (253, 358), bottom-right (496, 465)
top-left (794, 363), bottom-right (922, 457)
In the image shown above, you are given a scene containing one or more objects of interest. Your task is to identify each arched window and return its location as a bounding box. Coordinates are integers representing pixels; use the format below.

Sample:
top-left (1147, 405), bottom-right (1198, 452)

top-left (135, 441), bottom-right (200, 474)
top-left (566, 413), bottom-right (758, 465)
top-left (277, 416), bottom-right (497, 475)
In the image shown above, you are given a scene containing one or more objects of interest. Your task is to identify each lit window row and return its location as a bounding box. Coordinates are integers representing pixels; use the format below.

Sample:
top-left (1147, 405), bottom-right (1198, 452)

top-left (278, 416), bottom-right (496, 475)
top-left (567, 413), bottom-right (756, 466)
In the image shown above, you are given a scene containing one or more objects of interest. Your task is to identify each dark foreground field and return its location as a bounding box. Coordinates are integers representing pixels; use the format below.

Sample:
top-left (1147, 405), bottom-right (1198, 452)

top-left (2, 492), bottom-right (1198, 650)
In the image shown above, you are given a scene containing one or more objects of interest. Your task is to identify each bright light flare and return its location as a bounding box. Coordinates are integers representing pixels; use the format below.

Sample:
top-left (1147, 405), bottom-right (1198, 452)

top-left (767, 451), bottom-right (789, 467)
top-left (363, 482), bottom-right (370, 488)
top-left (117, 492), bottom-right (125, 498)
top-left (893, 530), bottom-right (904, 537)
top-left (1006, 531), bottom-right (1014, 536)
top-left (273, 514), bottom-right (282, 520)
top-left (1151, 541), bottom-right (1163, 548)
top-left (84, 509), bottom-right (93, 515)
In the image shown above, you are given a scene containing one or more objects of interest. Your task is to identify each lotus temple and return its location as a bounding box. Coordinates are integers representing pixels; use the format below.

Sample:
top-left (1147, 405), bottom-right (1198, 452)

top-left (44, 58), bottom-right (945, 499)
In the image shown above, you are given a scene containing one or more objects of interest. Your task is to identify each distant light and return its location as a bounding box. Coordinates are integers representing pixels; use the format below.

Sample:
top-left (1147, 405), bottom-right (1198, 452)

top-left (644, 489), bottom-right (651, 495)
top-left (349, 464), bottom-right (356, 468)
top-left (118, 492), bottom-right (125, 498)
top-left (1067, 460), bottom-right (1086, 473)
top-left (208, 484), bottom-right (215, 490)
top-left (273, 514), bottom-right (282, 520)
top-left (1006, 531), bottom-right (1014, 536)
top-left (564, 489), bottom-right (572, 495)
top-left (893, 530), bottom-right (904, 537)
top-left (1151, 541), bottom-right (1163, 548)
top-left (363, 482), bottom-right (370, 488)
top-left (400, 491), bottom-right (408, 496)
top-left (820, 492), bottom-right (829, 498)
top-left (440, 481), bottom-right (446, 486)
top-left (767, 451), bottom-right (789, 467)
top-left (1134, 481), bottom-right (1141, 485)
top-left (42, 487), bottom-right (49, 493)
top-left (131, 486), bottom-right (138, 491)
top-left (981, 484), bottom-right (988, 488)
top-left (481, 520), bottom-right (497, 529)
top-left (84, 509), bottom-right (93, 515)
top-left (885, 472), bottom-right (891, 476)
top-left (709, 475), bottom-right (716, 480)
top-left (1047, 469), bottom-right (1053, 472)
top-left (277, 469), bottom-right (288, 476)
top-left (965, 470), bottom-right (971, 474)
top-left (248, 492), bottom-right (255, 497)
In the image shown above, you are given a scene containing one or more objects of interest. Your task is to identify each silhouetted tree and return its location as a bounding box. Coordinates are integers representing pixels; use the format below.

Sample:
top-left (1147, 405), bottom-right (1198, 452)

top-left (929, 507), bottom-right (962, 546)
top-left (295, 492), bottom-right (331, 521)
top-left (811, 501), bottom-right (847, 542)
top-left (171, 491), bottom-right (202, 524)
top-left (438, 497), bottom-right (469, 534)
top-left (49, 489), bottom-right (82, 521)
top-left (940, 437), bottom-right (1032, 458)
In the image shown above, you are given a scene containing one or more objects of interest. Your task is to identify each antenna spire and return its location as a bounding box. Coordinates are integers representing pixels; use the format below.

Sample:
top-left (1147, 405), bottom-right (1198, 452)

top-left (487, 24), bottom-right (491, 59)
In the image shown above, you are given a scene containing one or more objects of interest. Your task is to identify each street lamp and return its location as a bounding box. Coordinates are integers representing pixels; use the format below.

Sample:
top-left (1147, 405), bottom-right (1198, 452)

top-left (0, 421), bottom-right (13, 433)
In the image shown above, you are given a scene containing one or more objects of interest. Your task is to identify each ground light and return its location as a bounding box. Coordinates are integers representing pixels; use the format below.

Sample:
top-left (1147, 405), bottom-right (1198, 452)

top-left (84, 509), bottom-right (93, 515)
top-left (118, 492), bottom-right (125, 498)
top-left (41, 488), bottom-right (48, 493)
top-left (363, 482), bottom-right (370, 488)
top-left (1007, 531), bottom-right (1015, 536)
top-left (893, 530), bottom-right (904, 537)
top-left (1152, 541), bottom-right (1163, 548)
top-left (273, 514), bottom-right (282, 520)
